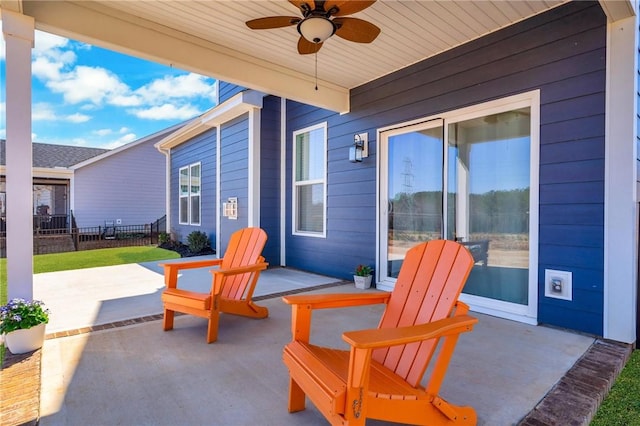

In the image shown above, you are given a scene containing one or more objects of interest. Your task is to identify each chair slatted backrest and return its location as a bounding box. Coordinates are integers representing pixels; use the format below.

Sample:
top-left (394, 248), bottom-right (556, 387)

top-left (219, 228), bottom-right (268, 300)
top-left (373, 239), bottom-right (474, 387)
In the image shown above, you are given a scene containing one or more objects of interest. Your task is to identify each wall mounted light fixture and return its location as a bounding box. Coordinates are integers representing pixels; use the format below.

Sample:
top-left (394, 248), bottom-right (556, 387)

top-left (349, 132), bottom-right (369, 162)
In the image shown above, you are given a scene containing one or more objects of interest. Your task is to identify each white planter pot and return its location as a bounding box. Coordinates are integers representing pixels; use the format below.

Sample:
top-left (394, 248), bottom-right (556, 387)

top-left (354, 275), bottom-right (373, 289)
top-left (4, 323), bottom-right (46, 354)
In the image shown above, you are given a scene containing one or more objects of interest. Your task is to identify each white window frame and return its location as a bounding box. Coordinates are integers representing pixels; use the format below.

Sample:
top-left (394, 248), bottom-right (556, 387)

top-left (292, 122), bottom-right (327, 237)
top-left (377, 90), bottom-right (540, 324)
top-left (178, 162), bottom-right (201, 226)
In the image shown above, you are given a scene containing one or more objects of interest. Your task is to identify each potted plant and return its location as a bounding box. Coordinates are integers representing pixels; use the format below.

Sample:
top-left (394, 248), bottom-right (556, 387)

top-left (0, 298), bottom-right (50, 354)
top-left (353, 264), bottom-right (374, 289)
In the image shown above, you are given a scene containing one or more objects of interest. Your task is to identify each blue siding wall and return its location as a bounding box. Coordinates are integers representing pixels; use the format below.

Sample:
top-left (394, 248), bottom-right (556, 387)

top-left (284, 1), bottom-right (606, 335)
top-left (219, 82), bottom-right (246, 104)
top-left (285, 102), bottom-right (377, 279)
top-left (260, 96), bottom-right (281, 265)
top-left (170, 128), bottom-right (217, 247)
top-left (220, 114), bottom-right (250, 252)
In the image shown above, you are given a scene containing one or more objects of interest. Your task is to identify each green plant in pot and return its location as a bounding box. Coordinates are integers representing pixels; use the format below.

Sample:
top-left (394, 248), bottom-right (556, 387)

top-left (0, 298), bottom-right (50, 354)
top-left (353, 264), bottom-right (373, 289)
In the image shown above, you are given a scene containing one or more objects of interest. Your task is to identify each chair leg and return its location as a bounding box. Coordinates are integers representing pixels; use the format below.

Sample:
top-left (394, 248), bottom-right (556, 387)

top-left (206, 310), bottom-right (220, 343)
top-left (288, 377), bottom-right (306, 413)
top-left (163, 309), bottom-right (174, 331)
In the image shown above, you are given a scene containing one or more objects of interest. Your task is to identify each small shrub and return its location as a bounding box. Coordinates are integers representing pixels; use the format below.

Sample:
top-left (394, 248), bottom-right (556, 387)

top-left (187, 231), bottom-right (210, 253)
top-left (158, 232), bottom-right (170, 244)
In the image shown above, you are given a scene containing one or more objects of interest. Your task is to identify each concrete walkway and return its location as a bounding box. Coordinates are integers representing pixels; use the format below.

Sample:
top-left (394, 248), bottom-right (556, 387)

top-left (33, 256), bottom-right (339, 333)
top-left (26, 257), bottom-right (602, 425)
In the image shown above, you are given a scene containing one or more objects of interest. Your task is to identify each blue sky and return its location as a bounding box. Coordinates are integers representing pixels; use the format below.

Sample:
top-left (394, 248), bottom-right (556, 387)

top-left (0, 24), bottom-right (218, 149)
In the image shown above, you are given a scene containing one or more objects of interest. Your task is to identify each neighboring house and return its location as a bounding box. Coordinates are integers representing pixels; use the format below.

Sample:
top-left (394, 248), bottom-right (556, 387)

top-left (0, 122), bottom-right (180, 231)
top-left (156, 2), bottom-right (638, 344)
top-left (70, 123), bottom-right (184, 228)
top-left (0, 139), bottom-right (108, 230)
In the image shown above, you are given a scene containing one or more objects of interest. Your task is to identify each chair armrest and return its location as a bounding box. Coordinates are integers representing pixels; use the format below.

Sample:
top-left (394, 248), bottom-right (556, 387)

top-left (211, 261), bottom-right (269, 277)
top-left (159, 258), bottom-right (223, 270)
top-left (284, 292), bottom-right (391, 342)
top-left (342, 315), bottom-right (478, 349)
top-left (282, 292), bottom-right (390, 310)
top-left (211, 262), bottom-right (269, 299)
top-left (159, 258), bottom-right (223, 288)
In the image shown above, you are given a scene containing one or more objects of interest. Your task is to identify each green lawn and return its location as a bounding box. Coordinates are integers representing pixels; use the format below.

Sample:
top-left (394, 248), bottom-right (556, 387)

top-left (591, 349), bottom-right (640, 425)
top-left (0, 246), bottom-right (180, 305)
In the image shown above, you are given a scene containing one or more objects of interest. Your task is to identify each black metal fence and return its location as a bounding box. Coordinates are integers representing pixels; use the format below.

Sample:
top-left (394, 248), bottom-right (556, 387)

top-left (0, 215), bottom-right (167, 257)
top-left (33, 214), bottom-right (70, 234)
top-left (72, 222), bottom-right (160, 251)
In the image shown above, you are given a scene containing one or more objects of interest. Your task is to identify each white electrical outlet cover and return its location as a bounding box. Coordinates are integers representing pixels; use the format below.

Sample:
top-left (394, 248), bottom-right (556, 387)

top-left (544, 269), bottom-right (572, 301)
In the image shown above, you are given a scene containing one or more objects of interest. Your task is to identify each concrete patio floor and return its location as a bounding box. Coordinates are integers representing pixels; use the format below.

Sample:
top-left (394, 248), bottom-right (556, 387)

top-left (28, 258), bottom-right (605, 425)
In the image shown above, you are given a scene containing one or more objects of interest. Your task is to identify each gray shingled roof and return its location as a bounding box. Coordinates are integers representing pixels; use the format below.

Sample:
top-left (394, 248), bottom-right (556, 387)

top-left (0, 140), bottom-right (110, 168)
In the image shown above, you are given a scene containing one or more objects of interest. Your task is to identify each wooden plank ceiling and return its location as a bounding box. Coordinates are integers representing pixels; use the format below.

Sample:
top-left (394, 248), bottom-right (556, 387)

top-left (6, 0), bottom-right (568, 111)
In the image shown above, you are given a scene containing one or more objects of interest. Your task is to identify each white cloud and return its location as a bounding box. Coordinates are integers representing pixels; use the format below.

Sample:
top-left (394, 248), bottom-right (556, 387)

top-left (33, 57), bottom-right (64, 81)
top-left (0, 102), bottom-right (5, 115)
top-left (47, 65), bottom-right (130, 105)
top-left (101, 132), bottom-right (137, 149)
top-left (34, 31), bottom-right (70, 55)
top-left (119, 127), bottom-right (130, 134)
top-left (136, 73), bottom-right (217, 103)
top-left (33, 102), bottom-right (91, 123)
top-left (31, 32), bottom-right (76, 82)
top-left (33, 103), bottom-right (57, 121)
top-left (130, 104), bottom-right (201, 120)
top-left (93, 129), bottom-right (113, 136)
top-left (110, 94), bottom-right (142, 107)
top-left (67, 113), bottom-right (91, 123)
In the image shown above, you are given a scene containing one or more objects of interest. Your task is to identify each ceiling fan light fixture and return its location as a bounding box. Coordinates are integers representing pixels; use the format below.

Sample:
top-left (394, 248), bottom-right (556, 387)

top-left (298, 17), bottom-right (335, 43)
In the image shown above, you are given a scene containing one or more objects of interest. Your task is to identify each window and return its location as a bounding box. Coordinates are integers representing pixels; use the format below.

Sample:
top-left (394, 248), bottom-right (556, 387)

top-left (179, 163), bottom-right (201, 225)
top-left (293, 123), bottom-right (327, 236)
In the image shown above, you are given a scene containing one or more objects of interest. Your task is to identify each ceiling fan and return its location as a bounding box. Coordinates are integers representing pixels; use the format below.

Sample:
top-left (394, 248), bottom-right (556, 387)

top-left (246, 1), bottom-right (381, 55)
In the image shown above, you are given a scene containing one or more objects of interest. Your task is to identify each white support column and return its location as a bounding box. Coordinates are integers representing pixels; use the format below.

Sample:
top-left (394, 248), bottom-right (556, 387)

top-left (280, 98), bottom-right (287, 266)
top-left (216, 126), bottom-right (221, 256)
top-left (604, 13), bottom-right (638, 343)
top-left (2, 10), bottom-right (35, 301)
top-left (247, 108), bottom-right (261, 228)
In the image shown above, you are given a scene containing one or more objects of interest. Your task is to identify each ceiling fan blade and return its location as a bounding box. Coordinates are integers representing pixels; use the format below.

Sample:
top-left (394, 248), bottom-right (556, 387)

top-left (289, 0), bottom-right (315, 13)
top-left (297, 36), bottom-right (323, 54)
top-left (246, 16), bottom-right (300, 30)
top-left (324, 1), bottom-right (376, 16)
top-left (333, 17), bottom-right (380, 43)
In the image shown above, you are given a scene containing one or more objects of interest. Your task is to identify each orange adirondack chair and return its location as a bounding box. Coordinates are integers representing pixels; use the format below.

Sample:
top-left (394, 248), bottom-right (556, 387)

top-left (282, 239), bottom-right (478, 425)
top-left (160, 227), bottom-right (268, 343)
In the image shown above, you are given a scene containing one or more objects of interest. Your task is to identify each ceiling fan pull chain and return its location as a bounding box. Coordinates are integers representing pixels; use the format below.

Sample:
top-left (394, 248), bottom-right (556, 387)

top-left (315, 50), bottom-right (318, 91)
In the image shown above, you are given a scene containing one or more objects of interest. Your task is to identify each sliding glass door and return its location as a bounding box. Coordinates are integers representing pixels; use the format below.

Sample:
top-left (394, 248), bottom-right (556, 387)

top-left (381, 119), bottom-right (443, 279)
top-left (446, 108), bottom-right (531, 306)
top-left (379, 93), bottom-right (539, 322)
